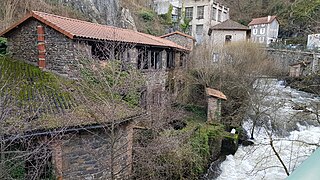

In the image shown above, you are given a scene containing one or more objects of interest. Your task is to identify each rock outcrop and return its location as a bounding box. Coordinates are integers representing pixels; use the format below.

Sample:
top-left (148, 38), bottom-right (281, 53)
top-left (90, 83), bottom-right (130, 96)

top-left (59, 0), bottom-right (137, 30)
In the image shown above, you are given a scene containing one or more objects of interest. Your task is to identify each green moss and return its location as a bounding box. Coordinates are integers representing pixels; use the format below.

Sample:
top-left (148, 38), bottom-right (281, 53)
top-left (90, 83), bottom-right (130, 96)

top-left (159, 106), bottom-right (225, 178)
top-left (0, 56), bottom-right (76, 118)
top-left (0, 37), bottom-right (7, 55)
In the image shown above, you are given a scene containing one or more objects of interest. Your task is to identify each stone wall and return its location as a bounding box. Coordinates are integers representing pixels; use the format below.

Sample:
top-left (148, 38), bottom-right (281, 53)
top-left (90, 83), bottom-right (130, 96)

top-left (6, 19), bottom-right (38, 64)
top-left (51, 122), bottom-right (134, 180)
top-left (162, 34), bottom-right (194, 51)
top-left (6, 19), bottom-right (86, 78)
top-left (267, 48), bottom-right (320, 74)
top-left (207, 96), bottom-right (223, 123)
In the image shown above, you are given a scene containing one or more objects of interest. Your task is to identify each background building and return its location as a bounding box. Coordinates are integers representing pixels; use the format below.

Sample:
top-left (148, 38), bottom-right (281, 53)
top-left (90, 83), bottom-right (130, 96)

top-left (248, 15), bottom-right (279, 46)
top-left (208, 19), bottom-right (250, 46)
top-left (154, 0), bottom-right (230, 44)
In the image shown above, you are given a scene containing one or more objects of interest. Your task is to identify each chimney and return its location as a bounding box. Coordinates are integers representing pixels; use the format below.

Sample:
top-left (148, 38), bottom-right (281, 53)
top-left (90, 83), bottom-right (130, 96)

top-left (37, 25), bottom-right (46, 69)
top-left (267, 15), bottom-right (271, 22)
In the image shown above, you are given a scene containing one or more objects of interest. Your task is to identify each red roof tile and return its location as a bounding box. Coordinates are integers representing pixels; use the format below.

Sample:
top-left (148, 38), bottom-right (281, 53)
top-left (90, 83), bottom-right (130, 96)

top-left (0, 11), bottom-right (189, 51)
top-left (206, 88), bottom-right (227, 100)
top-left (248, 16), bottom-right (277, 26)
top-left (160, 31), bottom-right (196, 41)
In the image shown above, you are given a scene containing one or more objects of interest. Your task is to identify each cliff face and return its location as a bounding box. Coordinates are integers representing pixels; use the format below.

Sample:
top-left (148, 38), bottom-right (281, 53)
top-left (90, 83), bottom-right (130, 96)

top-left (59, 0), bottom-right (136, 30)
top-left (60, 0), bottom-right (119, 25)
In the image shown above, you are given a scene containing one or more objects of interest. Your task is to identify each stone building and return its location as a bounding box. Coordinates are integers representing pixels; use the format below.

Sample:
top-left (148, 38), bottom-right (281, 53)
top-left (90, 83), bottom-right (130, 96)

top-left (0, 11), bottom-right (190, 179)
top-left (248, 15), bottom-right (279, 46)
top-left (206, 88), bottom-right (227, 123)
top-left (208, 19), bottom-right (250, 46)
top-left (160, 31), bottom-right (196, 51)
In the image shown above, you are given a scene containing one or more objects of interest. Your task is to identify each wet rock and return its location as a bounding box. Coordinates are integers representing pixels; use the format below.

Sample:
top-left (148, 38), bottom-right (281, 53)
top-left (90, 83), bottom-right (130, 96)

top-left (221, 137), bottom-right (238, 155)
top-left (242, 140), bottom-right (254, 146)
top-left (237, 128), bottom-right (249, 144)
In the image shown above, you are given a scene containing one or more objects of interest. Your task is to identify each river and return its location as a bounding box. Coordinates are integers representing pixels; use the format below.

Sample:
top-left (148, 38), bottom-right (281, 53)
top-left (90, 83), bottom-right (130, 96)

top-left (213, 79), bottom-right (320, 180)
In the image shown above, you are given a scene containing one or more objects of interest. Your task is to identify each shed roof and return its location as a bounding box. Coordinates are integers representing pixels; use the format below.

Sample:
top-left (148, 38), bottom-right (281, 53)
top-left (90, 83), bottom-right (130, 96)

top-left (210, 19), bottom-right (250, 31)
top-left (206, 88), bottom-right (227, 100)
top-left (160, 31), bottom-right (196, 41)
top-left (248, 15), bottom-right (277, 26)
top-left (0, 11), bottom-right (188, 51)
top-left (289, 61), bottom-right (311, 67)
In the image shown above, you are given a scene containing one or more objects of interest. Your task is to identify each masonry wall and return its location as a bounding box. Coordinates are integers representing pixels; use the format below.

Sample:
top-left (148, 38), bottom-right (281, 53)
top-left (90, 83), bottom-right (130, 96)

top-left (6, 19), bottom-right (89, 78)
top-left (207, 97), bottom-right (218, 123)
top-left (162, 34), bottom-right (194, 51)
top-left (267, 48), bottom-right (319, 74)
top-left (51, 122), bottom-right (134, 180)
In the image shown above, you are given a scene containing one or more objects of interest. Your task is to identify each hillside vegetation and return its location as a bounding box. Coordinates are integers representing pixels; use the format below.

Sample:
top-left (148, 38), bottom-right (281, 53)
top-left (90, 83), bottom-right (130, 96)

top-left (0, 0), bottom-right (168, 36)
top-left (222, 0), bottom-right (320, 41)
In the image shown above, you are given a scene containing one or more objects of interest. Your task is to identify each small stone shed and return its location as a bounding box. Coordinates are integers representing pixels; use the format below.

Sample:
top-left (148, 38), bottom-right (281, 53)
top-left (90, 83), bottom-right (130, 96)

top-left (208, 19), bottom-right (250, 46)
top-left (160, 31), bottom-right (196, 51)
top-left (289, 61), bottom-right (311, 77)
top-left (206, 88), bottom-right (227, 123)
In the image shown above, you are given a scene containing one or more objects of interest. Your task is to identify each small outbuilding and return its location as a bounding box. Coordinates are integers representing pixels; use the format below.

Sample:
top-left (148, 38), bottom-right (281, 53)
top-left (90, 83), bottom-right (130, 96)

top-left (289, 61), bottom-right (311, 77)
top-left (208, 19), bottom-right (250, 46)
top-left (206, 88), bottom-right (227, 123)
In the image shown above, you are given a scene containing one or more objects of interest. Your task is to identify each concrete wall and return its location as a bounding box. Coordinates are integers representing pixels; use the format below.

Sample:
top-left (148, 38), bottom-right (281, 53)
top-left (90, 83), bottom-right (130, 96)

top-left (210, 30), bottom-right (247, 46)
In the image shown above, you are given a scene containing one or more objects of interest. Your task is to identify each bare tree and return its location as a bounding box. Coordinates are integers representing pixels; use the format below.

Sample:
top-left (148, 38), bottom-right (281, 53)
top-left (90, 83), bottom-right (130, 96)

top-left (75, 40), bottom-right (145, 179)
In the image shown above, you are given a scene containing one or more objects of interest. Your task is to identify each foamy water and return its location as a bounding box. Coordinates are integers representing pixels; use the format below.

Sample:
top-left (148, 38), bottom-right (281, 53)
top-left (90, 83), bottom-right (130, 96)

top-left (215, 79), bottom-right (320, 180)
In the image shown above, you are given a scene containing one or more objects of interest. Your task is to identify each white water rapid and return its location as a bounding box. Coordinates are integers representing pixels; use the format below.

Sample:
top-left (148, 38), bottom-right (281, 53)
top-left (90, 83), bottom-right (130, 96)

top-left (216, 79), bottom-right (320, 180)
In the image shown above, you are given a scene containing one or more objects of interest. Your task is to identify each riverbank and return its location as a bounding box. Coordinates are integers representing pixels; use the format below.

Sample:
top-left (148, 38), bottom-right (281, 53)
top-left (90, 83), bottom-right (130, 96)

top-left (284, 74), bottom-right (320, 95)
top-left (215, 79), bottom-right (320, 180)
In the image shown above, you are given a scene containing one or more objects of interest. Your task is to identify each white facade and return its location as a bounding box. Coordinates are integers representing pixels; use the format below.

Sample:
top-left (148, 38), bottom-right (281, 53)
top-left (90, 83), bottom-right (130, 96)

top-left (307, 34), bottom-right (320, 50)
top-left (249, 16), bottom-right (279, 46)
top-left (154, 0), bottom-right (230, 44)
top-left (184, 0), bottom-right (229, 44)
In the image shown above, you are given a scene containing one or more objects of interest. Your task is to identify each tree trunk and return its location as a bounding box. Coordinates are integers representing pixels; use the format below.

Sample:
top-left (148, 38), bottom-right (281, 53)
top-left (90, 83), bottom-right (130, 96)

top-left (270, 139), bottom-right (290, 176)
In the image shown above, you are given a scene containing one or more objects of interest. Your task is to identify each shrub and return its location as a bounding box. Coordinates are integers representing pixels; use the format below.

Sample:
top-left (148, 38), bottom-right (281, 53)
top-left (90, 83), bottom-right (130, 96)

top-left (139, 10), bottom-right (154, 22)
top-left (0, 37), bottom-right (7, 55)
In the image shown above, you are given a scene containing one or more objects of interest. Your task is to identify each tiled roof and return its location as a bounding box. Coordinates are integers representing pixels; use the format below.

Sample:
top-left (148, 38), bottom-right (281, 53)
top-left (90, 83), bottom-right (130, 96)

top-left (160, 31), bottom-right (196, 41)
top-left (0, 11), bottom-right (188, 51)
top-left (206, 88), bottom-right (227, 100)
top-left (248, 16), bottom-right (277, 26)
top-left (0, 57), bottom-right (143, 134)
top-left (210, 19), bottom-right (249, 31)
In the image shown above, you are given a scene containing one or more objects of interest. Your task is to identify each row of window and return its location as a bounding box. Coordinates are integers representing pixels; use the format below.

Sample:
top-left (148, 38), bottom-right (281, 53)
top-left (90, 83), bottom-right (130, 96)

top-left (91, 44), bottom-right (187, 70)
top-left (212, 7), bottom-right (227, 22)
top-left (253, 36), bottom-right (265, 43)
top-left (252, 28), bottom-right (266, 35)
top-left (253, 24), bottom-right (266, 28)
top-left (185, 6), bottom-right (228, 21)
top-left (185, 6), bottom-right (204, 20)
top-left (137, 49), bottom-right (186, 70)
